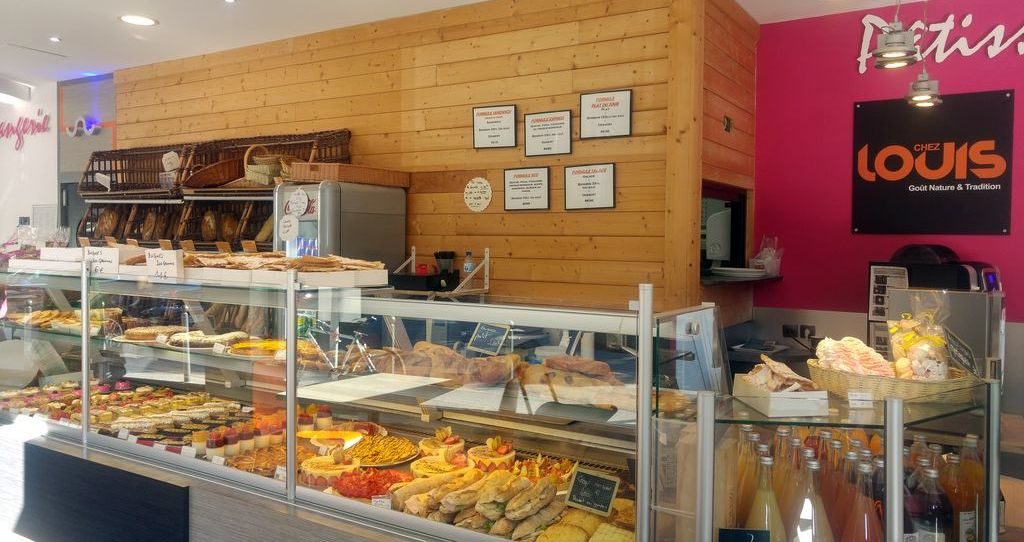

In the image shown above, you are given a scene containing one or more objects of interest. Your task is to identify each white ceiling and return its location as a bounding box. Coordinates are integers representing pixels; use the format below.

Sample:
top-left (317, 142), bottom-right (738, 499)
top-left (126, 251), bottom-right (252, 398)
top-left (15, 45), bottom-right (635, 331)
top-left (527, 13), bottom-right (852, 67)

top-left (736, 0), bottom-right (924, 24)
top-left (0, 0), bottom-right (486, 85)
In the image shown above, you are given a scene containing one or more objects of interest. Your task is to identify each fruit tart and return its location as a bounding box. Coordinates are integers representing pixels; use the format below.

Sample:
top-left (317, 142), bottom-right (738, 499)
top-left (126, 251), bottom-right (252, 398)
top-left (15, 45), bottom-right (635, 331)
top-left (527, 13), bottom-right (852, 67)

top-left (467, 436), bottom-right (515, 472)
top-left (418, 426), bottom-right (465, 457)
top-left (410, 446), bottom-right (470, 478)
top-left (299, 448), bottom-right (360, 489)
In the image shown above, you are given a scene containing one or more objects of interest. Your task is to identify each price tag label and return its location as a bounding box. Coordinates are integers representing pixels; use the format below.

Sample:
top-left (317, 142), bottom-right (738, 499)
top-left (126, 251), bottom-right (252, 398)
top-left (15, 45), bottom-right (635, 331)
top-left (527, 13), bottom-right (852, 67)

top-left (371, 495), bottom-right (392, 510)
top-left (213, 343), bottom-right (227, 355)
top-left (161, 151), bottom-right (181, 172)
top-left (274, 465), bottom-right (288, 481)
top-left (211, 455), bottom-right (226, 466)
top-left (89, 427), bottom-right (100, 434)
top-left (145, 249), bottom-right (184, 279)
top-left (128, 435), bottom-right (139, 444)
top-left (155, 334), bottom-right (169, 344)
top-left (847, 389), bottom-right (875, 409)
top-left (181, 446), bottom-right (197, 458)
top-left (85, 247), bottom-right (119, 274)
top-left (287, 189), bottom-right (310, 217)
top-left (241, 406), bottom-right (254, 414)
top-left (153, 443), bottom-right (167, 452)
top-left (278, 215), bottom-right (299, 242)
top-left (117, 428), bottom-right (129, 439)
top-left (318, 445), bottom-right (330, 456)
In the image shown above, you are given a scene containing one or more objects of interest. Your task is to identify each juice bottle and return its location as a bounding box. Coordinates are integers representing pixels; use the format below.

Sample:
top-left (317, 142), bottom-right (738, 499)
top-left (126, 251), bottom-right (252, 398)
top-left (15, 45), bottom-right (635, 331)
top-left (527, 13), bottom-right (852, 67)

top-left (871, 457), bottom-right (886, 522)
top-left (907, 456), bottom-right (932, 493)
top-left (823, 439), bottom-right (845, 503)
top-left (778, 437), bottom-right (804, 520)
top-left (929, 443), bottom-right (947, 474)
top-left (774, 435), bottom-right (795, 509)
top-left (818, 430), bottom-right (834, 462)
top-left (775, 427), bottom-right (792, 460)
top-left (841, 462), bottom-right (884, 542)
top-left (738, 431), bottom-right (763, 523)
top-left (910, 433), bottom-right (930, 466)
top-left (960, 434), bottom-right (984, 530)
top-left (789, 459), bottom-right (834, 542)
top-left (745, 455), bottom-right (787, 541)
top-left (912, 468), bottom-right (954, 541)
top-left (941, 454), bottom-right (978, 542)
top-left (830, 451), bottom-right (860, 538)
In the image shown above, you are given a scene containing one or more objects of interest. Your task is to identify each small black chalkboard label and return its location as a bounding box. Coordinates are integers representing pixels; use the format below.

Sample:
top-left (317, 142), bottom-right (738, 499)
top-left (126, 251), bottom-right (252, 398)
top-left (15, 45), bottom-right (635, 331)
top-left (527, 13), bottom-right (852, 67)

top-left (566, 467), bottom-right (619, 517)
top-left (718, 528), bottom-right (771, 542)
top-left (945, 327), bottom-right (979, 377)
top-left (467, 323), bottom-right (511, 356)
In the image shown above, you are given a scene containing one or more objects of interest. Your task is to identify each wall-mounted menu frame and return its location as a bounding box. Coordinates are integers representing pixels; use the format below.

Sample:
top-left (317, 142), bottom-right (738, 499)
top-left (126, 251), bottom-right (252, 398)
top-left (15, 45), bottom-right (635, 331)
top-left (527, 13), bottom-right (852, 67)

top-left (580, 89), bottom-right (632, 139)
top-left (524, 110), bottom-right (572, 157)
top-left (472, 104), bottom-right (517, 149)
top-left (504, 167), bottom-right (550, 211)
top-left (564, 163), bottom-right (615, 210)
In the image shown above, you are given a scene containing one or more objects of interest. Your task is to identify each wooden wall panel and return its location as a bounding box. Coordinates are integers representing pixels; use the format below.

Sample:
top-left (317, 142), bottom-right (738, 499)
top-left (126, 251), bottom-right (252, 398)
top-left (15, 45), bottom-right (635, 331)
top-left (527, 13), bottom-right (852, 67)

top-left (114, 0), bottom-right (685, 310)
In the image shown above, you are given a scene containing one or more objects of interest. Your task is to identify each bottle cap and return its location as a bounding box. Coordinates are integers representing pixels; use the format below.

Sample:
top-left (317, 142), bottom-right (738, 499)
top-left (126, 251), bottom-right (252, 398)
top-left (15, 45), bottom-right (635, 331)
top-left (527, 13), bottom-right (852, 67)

top-left (914, 433), bottom-right (928, 442)
top-left (964, 434), bottom-right (979, 446)
top-left (903, 446), bottom-right (911, 455)
top-left (790, 437), bottom-right (803, 447)
top-left (465, 251), bottom-right (472, 256)
top-left (873, 456), bottom-right (885, 468)
top-left (916, 457), bottom-right (932, 467)
top-left (777, 427), bottom-right (791, 436)
top-left (845, 450), bottom-right (858, 460)
top-left (850, 439), bottom-right (863, 448)
top-left (749, 433), bottom-right (761, 442)
top-left (757, 443), bottom-right (770, 455)
top-left (806, 460), bottom-right (820, 470)
top-left (929, 444), bottom-right (943, 453)
top-left (820, 430), bottom-right (832, 439)
top-left (859, 449), bottom-right (873, 461)
top-left (802, 448), bottom-right (816, 459)
top-left (739, 424), bottom-right (753, 431)
top-left (832, 440), bottom-right (843, 449)
top-left (924, 468), bottom-right (940, 478)
top-left (947, 453), bottom-right (961, 464)
top-left (858, 462), bottom-right (874, 474)
top-left (759, 456), bottom-right (774, 466)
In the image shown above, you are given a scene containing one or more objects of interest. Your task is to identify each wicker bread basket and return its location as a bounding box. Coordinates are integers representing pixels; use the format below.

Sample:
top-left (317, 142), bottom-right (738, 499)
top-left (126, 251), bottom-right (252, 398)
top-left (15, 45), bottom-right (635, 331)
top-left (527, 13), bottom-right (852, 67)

top-left (807, 359), bottom-right (979, 404)
top-left (243, 145), bottom-right (283, 185)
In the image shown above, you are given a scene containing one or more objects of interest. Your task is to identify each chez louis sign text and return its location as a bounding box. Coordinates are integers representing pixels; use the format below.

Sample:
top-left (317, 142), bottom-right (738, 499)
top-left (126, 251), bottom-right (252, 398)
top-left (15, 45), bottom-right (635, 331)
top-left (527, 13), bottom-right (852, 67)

top-left (0, 109), bottom-right (50, 151)
top-left (858, 12), bottom-right (1024, 74)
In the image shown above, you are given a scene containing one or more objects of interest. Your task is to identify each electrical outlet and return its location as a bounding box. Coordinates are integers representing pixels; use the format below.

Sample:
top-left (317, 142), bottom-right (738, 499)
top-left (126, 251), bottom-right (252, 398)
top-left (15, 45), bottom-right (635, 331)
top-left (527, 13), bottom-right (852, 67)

top-left (782, 324), bottom-right (798, 338)
top-left (799, 325), bottom-right (817, 339)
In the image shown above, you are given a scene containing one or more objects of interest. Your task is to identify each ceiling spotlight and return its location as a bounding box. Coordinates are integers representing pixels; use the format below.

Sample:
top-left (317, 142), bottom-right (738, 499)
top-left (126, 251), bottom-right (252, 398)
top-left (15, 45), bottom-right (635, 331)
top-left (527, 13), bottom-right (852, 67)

top-left (49, 36), bottom-right (62, 43)
top-left (119, 14), bottom-right (158, 26)
top-left (871, 20), bottom-right (919, 69)
top-left (907, 69), bottom-right (942, 107)
top-left (225, 0), bottom-right (237, 3)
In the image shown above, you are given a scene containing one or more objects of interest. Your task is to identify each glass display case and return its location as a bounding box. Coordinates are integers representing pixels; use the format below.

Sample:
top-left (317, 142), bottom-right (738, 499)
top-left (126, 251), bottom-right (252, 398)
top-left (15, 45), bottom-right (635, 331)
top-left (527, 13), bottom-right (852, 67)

top-left (0, 266), bottom-right (655, 542)
top-left (652, 310), bottom-right (1001, 542)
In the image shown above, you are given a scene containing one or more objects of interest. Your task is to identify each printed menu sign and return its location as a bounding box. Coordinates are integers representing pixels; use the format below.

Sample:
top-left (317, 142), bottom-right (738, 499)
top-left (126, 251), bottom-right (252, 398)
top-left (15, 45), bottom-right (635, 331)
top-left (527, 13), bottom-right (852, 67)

top-left (525, 110), bottom-right (571, 157)
top-left (473, 105), bottom-right (516, 148)
top-left (504, 167), bottom-right (549, 210)
top-left (852, 90), bottom-right (1014, 234)
top-left (565, 163), bottom-right (615, 210)
top-left (580, 90), bottom-right (632, 139)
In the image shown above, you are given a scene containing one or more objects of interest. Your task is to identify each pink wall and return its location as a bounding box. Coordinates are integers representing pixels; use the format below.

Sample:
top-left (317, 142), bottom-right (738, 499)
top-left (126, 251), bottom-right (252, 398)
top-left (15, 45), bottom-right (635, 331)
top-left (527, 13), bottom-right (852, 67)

top-left (754, 0), bottom-right (1024, 321)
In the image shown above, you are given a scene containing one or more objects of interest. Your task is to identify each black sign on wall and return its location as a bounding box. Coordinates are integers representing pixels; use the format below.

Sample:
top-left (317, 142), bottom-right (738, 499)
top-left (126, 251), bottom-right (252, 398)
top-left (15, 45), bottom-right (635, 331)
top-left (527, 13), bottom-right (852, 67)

top-left (852, 90), bottom-right (1014, 235)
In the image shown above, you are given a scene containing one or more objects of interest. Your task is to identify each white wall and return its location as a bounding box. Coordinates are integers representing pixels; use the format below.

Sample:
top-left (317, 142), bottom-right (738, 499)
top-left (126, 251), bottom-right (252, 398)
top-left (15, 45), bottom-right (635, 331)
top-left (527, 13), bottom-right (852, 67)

top-left (0, 82), bottom-right (58, 239)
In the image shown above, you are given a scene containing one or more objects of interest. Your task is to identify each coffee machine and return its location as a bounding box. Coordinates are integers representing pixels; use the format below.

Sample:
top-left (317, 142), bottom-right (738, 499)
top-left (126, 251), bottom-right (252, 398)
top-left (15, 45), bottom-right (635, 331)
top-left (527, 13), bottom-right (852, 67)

top-left (868, 244), bottom-right (1004, 380)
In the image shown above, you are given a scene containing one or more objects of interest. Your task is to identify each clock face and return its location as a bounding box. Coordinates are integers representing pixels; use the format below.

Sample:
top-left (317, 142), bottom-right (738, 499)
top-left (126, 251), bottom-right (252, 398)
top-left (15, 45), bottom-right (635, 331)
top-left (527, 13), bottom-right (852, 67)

top-left (463, 177), bottom-right (492, 213)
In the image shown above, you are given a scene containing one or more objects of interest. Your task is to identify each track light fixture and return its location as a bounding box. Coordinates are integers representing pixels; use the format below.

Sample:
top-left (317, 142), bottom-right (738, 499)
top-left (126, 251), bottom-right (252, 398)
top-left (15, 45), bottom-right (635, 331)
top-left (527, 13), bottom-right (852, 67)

top-left (870, 0), bottom-right (919, 69)
top-left (907, 69), bottom-right (942, 107)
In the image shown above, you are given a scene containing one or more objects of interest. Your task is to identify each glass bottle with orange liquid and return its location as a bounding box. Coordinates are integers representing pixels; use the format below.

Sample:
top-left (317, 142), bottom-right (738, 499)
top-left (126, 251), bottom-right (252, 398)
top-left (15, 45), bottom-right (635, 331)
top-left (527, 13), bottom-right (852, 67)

top-left (789, 459), bottom-right (834, 542)
top-left (776, 436), bottom-right (802, 519)
top-left (841, 462), bottom-right (884, 542)
top-left (941, 454), bottom-right (978, 542)
top-left (736, 428), bottom-right (760, 523)
top-left (745, 455), bottom-right (787, 541)
top-left (910, 433), bottom-right (930, 465)
top-left (960, 435), bottom-right (985, 539)
top-left (830, 450), bottom-right (860, 538)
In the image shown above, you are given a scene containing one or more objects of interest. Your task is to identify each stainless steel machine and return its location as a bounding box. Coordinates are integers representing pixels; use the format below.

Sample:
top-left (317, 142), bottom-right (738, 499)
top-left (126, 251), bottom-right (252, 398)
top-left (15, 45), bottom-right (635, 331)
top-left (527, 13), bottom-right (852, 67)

top-left (869, 244), bottom-right (1005, 381)
top-left (273, 181), bottom-right (406, 269)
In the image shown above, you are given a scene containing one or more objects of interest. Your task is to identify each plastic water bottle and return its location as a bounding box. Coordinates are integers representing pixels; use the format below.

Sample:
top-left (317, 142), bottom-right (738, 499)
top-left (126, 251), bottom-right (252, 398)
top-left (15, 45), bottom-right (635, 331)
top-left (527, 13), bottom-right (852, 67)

top-left (463, 251), bottom-right (475, 274)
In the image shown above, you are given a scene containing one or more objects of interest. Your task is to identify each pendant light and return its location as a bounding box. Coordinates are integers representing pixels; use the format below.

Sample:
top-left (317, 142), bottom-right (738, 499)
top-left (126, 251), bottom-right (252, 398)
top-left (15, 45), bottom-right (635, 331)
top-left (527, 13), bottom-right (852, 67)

top-left (907, 69), bottom-right (941, 107)
top-left (905, 1), bottom-right (941, 107)
top-left (870, 0), bottom-right (919, 69)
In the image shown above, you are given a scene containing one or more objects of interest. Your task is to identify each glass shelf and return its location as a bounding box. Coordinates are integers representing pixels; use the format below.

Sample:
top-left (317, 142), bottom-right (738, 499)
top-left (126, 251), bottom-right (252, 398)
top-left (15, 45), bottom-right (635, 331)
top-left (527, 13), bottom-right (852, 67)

top-left (661, 386), bottom-right (988, 429)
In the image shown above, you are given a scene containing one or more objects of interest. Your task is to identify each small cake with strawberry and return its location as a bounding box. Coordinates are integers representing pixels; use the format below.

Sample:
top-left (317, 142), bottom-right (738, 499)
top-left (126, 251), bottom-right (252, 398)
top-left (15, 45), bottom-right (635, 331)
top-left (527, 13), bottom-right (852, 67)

top-left (410, 446), bottom-right (469, 478)
top-left (315, 404), bottom-right (333, 429)
top-left (467, 435), bottom-right (515, 472)
top-left (297, 413), bottom-right (314, 433)
top-left (298, 448), bottom-right (360, 489)
top-left (418, 426), bottom-right (465, 457)
top-left (253, 424), bottom-right (271, 449)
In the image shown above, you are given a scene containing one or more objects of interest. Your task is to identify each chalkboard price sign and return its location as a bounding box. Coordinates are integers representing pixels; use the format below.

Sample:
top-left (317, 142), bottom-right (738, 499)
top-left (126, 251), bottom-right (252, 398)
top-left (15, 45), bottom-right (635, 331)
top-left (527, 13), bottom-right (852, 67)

top-left (467, 323), bottom-right (511, 356)
top-left (945, 327), bottom-right (979, 377)
top-left (718, 529), bottom-right (770, 542)
top-left (566, 467), bottom-right (620, 517)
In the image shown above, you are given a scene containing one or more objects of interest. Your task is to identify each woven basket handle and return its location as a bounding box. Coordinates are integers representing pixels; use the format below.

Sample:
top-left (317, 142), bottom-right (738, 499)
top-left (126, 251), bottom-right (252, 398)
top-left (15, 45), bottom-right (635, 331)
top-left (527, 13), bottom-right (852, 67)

top-left (243, 144), bottom-right (269, 167)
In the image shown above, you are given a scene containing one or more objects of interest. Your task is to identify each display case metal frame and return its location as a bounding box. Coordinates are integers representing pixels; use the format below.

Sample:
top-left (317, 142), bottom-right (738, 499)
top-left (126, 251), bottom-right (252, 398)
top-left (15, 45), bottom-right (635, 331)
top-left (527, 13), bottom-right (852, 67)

top-left (0, 266), bottom-right (657, 542)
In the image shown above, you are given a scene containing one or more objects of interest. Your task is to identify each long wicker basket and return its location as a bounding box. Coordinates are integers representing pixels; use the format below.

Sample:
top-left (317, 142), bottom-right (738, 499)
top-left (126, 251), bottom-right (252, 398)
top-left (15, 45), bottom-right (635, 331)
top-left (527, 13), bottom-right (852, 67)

top-left (807, 359), bottom-right (979, 404)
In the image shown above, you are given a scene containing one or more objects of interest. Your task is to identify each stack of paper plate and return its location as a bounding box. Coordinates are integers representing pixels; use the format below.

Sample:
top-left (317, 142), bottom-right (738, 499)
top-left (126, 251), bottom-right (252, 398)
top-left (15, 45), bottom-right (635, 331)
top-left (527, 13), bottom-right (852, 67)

top-left (710, 267), bottom-right (767, 279)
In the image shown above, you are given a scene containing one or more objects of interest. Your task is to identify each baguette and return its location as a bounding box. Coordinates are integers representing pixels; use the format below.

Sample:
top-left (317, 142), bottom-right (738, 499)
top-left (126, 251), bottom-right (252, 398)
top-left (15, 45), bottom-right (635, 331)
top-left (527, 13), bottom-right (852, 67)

top-left (476, 471), bottom-right (516, 504)
top-left (511, 501), bottom-right (565, 540)
top-left (439, 474), bottom-right (493, 513)
top-left (390, 468), bottom-right (469, 511)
